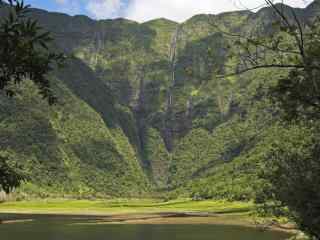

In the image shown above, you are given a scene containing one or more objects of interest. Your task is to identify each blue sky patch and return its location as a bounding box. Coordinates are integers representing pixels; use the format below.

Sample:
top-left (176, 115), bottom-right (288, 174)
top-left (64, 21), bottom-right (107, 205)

top-left (25, 0), bottom-right (312, 23)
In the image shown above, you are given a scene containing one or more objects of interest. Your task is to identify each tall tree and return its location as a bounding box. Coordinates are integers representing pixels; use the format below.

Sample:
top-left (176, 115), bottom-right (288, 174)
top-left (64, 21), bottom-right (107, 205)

top-left (0, 0), bottom-right (65, 193)
top-left (0, 0), bottom-right (65, 104)
top-left (0, 155), bottom-right (24, 194)
top-left (214, 1), bottom-right (320, 238)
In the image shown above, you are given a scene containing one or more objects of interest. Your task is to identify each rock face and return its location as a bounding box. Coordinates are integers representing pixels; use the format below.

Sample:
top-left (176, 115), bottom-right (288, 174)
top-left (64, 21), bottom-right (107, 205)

top-left (0, 2), bottom-right (319, 197)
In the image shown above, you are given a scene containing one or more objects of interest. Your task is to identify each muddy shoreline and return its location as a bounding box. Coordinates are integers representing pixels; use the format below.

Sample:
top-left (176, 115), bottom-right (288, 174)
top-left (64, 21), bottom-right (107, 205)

top-left (0, 211), bottom-right (298, 235)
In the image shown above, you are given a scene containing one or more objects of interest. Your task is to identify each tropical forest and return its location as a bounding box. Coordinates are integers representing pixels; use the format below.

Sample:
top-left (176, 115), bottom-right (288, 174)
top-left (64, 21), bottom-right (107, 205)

top-left (0, 0), bottom-right (319, 239)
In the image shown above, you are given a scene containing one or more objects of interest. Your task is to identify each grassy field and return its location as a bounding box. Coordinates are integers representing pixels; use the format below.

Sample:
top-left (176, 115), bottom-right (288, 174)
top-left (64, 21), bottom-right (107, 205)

top-left (0, 199), bottom-right (254, 216)
top-left (0, 199), bottom-right (299, 235)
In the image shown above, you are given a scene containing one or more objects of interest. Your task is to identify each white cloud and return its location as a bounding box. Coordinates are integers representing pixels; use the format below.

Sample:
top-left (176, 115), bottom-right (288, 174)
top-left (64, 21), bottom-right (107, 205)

top-left (86, 0), bottom-right (124, 19)
top-left (53, 0), bottom-right (314, 22)
top-left (54, 0), bottom-right (68, 4)
top-left (54, 0), bottom-right (81, 15)
top-left (124, 0), bottom-right (313, 22)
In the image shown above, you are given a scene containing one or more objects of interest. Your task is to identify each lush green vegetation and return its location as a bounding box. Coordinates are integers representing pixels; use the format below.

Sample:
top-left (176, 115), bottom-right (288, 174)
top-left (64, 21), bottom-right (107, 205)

top-left (0, 0), bottom-right (319, 238)
top-left (0, 0), bottom-right (318, 198)
top-left (0, 199), bottom-right (254, 215)
top-left (0, 0), bottom-right (65, 193)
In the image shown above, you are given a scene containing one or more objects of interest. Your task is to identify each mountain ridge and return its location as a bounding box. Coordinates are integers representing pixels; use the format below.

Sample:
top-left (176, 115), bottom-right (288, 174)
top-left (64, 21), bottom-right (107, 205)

top-left (0, 1), bottom-right (319, 199)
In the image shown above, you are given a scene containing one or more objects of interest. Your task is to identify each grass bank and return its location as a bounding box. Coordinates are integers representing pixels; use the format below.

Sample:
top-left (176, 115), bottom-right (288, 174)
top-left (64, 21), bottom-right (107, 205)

top-left (0, 199), bottom-right (254, 215)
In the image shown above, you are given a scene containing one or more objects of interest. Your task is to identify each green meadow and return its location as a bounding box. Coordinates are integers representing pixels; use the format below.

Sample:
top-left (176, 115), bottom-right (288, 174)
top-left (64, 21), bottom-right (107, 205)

top-left (0, 199), bottom-right (254, 215)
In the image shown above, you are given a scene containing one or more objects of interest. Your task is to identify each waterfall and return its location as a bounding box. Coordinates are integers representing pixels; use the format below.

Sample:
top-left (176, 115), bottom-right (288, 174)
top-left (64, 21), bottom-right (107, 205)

top-left (167, 26), bottom-right (181, 110)
top-left (163, 26), bottom-right (182, 152)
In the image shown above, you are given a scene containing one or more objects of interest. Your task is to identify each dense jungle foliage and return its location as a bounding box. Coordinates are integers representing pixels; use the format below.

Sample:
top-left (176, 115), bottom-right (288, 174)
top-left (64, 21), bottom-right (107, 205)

top-left (0, 1), bottom-right (319, 225)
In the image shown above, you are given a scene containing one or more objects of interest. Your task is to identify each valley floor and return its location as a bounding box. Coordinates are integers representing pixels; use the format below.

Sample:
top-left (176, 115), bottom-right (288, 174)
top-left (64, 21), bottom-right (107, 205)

top-left (0, 199), bottom-right (253, 215)
top-left (0, 199), bottom-right (298, 234)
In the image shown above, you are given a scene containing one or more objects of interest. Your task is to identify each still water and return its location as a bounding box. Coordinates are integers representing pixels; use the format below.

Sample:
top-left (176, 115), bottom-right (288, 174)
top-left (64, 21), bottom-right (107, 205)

top-left (0, 218), bottom-right (292, 240)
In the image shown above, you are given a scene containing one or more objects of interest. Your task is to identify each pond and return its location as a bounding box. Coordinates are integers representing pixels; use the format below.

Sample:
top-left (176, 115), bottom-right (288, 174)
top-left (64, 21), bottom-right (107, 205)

top-left (0, 217), bottom-right (292, 240)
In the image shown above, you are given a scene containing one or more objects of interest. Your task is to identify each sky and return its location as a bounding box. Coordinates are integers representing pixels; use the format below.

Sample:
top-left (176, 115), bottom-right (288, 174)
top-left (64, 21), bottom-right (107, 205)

top-left (25, 0), bottom-right (314, 22)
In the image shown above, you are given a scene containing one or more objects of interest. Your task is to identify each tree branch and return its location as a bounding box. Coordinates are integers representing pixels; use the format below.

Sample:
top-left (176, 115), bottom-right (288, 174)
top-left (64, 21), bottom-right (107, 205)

top-left (219, 64), bottom-right (305, 78)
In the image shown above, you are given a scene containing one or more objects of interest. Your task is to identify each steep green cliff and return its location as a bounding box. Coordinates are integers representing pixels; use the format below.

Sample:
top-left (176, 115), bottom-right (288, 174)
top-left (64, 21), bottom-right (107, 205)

top-left (0, 2), bottom-right (319, 198)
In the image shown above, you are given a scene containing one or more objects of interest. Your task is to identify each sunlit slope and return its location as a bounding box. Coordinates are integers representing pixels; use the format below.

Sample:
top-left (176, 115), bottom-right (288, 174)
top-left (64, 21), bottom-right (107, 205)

top-left (0, 1), bottom-right (319, 198)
